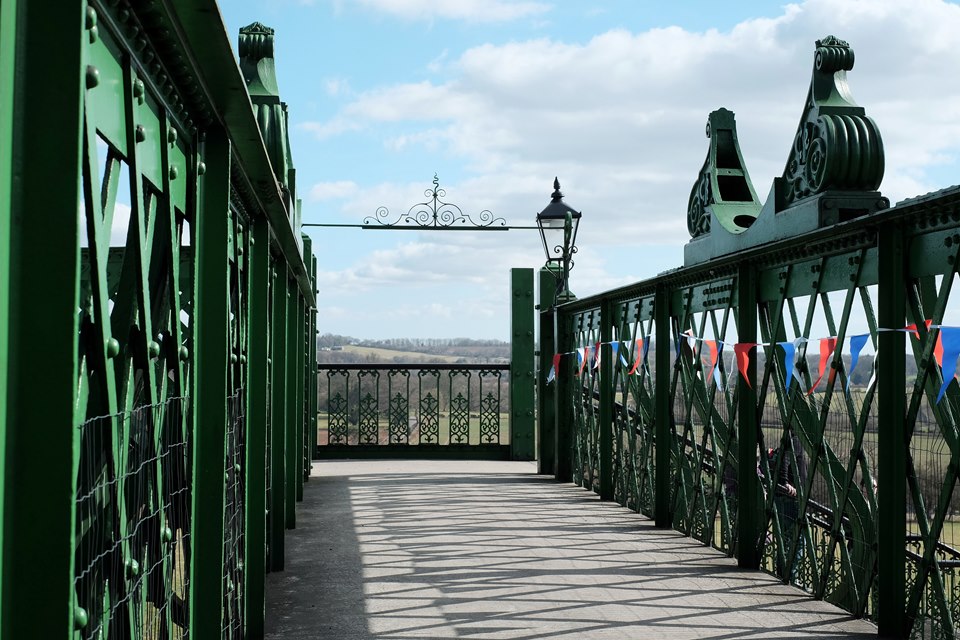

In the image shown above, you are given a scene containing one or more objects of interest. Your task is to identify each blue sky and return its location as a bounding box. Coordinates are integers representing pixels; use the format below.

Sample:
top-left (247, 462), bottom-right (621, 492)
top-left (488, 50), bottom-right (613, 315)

top-left (218, 0), bottom-right (960, 341)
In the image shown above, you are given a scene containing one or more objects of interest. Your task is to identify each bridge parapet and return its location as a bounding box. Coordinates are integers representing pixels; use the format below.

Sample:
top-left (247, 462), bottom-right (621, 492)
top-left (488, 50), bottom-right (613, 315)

top-left (0, 2), bottom-right (316, 639)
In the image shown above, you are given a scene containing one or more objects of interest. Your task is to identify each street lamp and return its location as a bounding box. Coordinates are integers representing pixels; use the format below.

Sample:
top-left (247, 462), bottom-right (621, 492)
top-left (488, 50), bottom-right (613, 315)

top-left (536, 177), bottom-right (581, 303)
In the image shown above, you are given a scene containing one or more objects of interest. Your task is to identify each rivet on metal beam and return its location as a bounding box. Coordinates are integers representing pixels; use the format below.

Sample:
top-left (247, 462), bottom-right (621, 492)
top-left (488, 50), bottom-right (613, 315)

top-left (73, 606), bottom-right (89, 630)
top-left (85, 65), bottom-right (100, 89)
top-left (135, 125), bottom-right (145, 143)
top-left (106, 338), bottom-right (120, 358)
top-left (125, 558), bottom-right (140, 578)
top-left (162, 526), bottom-right (173, 543)
top-left (148, 341), bottom-right (161, 359)
top-left (133, 78), bottom-right (145, 104)
top-left (167, 126), bottom-right (177, 145)
top-left (179, 346), bottom-right (189, 361)
top-left (197, 161), bottom-right (206, 176)
top-left (169, 165), bottom-right (178, 180)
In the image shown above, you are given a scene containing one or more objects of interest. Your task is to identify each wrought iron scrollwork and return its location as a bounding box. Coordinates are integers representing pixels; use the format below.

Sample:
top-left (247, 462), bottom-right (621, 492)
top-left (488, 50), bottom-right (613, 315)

top-left (364, 175), bottom-right (506, 229)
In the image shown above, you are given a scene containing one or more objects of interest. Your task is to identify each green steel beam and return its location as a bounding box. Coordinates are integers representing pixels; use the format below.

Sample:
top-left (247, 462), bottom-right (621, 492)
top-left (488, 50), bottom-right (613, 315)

top-left (244, 217), bottom-right (270, 638)
top-left (1, 2), bottom-right (84, 637)
top-left (511, 268), bottom-right (536, 460)
top-left (599, 298), bottom-right (614, 500)
top-left (878, 222), bottom-right (908, 637)
top-left (0, 0), bottom-right (15, 631)
top-left (189, 127), bottom-right (231, 637)
top-left (302, 234), bottom-right (315, 482)
top-left (166, 0), bottom-right (314, 305)
top-left (296, 290), bottom-right (305, 501)
top-left (538, 267), bottom-right (558, 474)
top-left (736, 261), bottom-right (761, 569)
top-left (286, 280), bottom-right (298, 528)
top-left (270, 262), bottom-right (288, 567)
top-left (654, 285), bottom-right (671, 527)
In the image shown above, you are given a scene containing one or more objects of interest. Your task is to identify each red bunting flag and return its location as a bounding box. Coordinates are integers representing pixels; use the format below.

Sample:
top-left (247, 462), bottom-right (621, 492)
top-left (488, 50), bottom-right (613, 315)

top-left (546, 353), bottom-right (562, 383)
top-left (907, 320), bottom-right (944, 366)
top-left (703, 340), bottom-right (719, 382)
top-left (627, 338), bottom-right (644, 375)
top-left (734, 343), bottom-right (756, 389)
top-left (807, 337), bottom-right (837, 395)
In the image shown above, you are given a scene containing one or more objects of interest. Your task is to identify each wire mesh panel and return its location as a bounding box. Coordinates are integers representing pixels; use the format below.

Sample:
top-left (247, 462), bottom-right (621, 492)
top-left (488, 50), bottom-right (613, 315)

top-left (222, 392), bottom-right (246, 639)
top-left (74, 398), bottom-right (192, 640)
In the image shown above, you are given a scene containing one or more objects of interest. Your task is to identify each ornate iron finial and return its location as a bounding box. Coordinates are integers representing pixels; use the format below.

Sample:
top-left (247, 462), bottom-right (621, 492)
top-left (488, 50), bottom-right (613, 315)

top-left (686, 108), bottom-right (761, 239)
top-left (780, 35), bottom-right (883, 208)
top-left (364, 176), bottom-right (506, 229)
top-left (551, 177), bottom-right (563, 201)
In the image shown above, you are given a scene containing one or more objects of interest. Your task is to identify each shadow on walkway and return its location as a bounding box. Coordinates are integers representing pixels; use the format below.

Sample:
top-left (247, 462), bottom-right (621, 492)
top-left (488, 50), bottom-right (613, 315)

top-left (265, 460), bottom-right (878, 640)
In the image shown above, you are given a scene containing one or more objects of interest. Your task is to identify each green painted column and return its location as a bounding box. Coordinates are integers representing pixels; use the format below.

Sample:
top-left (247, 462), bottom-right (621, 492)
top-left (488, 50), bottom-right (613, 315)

top-left (555, 309), bottom-right (575, 482)
top-left (511, 268), bottom-right (536, 460)
top-left (269, 262), bottom-right (288, 570)
top-left (599, 298), bottom-right (614, 500)
top-left (0, 1), bottom-right (15, 632)
top-left (2, 3), bottom-right (84, 637)
top-left (537, 267), bottom-right (558, 475)
top-left (285, 278), bottom-right (298, 528)
top-left (878, 222), bottom-right (907, 637)
top-left (302, 234), bottom-right (315, 482)
top-left (736, 262), bottom-right (761, 569)
top-left (295, 291), bottom-right (305, 501)
top-left (244, 217), bottom-right (270, 638)
top-left (654, 285), bottom-right (672, 527)
top-left (189, 127), bottom-right (231, 636)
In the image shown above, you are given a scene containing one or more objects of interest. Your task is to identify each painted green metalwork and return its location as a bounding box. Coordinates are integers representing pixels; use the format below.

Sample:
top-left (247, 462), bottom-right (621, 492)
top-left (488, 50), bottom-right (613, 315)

top-left (1, 4), bottom-right (84, 639)
top-left (511, 268), bottom-right (536, 459)
top-left (548, 35), bottom-right (960, 639)
top-left (1, 2), bottom-right (316, 636)
top-left (269, 262), bottom-right (288, 570)
top-left (244, 217), bottom-right (270, 636)
top-left (685, 35), bottom-right (888, 266)
top-left (538, 266), bottom-right (559, 475)
top-left (0, 0), bottom-right (16, 633)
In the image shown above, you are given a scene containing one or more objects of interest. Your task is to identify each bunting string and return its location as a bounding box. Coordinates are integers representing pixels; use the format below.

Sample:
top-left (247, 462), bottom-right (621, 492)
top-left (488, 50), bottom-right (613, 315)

top-left (542, 320), bottom-right (960, 404)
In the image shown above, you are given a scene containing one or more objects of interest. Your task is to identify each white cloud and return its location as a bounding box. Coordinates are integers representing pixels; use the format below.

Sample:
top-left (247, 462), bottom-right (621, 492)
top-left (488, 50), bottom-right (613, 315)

top-left (309, 180), bottom-right (360, 201)
top-left (351, 0), bottom-right (551, 23)
top-left (302, 0), bottom-right (960, 337)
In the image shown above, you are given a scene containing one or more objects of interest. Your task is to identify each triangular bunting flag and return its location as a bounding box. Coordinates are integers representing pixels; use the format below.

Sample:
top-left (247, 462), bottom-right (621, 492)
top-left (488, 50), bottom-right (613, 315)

top-left (546, 353), bottom-right (561, 384)
top-left (628, 338), bottom-right (644, 375)
top-left (847, 334), bottom-right (869, 391)
top-left (593, 342), bottom-right (601, 370)
top-left (937, 327), bottom-right (960, 402)
top-left (734, 343), bottom-right (756, 389)
top-left (808, 337), bottom-right (837, 395)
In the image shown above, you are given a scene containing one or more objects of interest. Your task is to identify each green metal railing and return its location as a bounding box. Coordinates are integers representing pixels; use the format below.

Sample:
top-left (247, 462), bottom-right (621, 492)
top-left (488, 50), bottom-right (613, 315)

top-left (1, 3), bottom-right (316, 639)
top-left (543, 36), bottom-right (960, 638)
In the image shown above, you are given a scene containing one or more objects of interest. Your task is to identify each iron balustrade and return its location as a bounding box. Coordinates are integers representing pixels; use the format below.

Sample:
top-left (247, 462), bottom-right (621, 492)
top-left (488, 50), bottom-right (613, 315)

top-left (316, 363), bottom-right (513, 458)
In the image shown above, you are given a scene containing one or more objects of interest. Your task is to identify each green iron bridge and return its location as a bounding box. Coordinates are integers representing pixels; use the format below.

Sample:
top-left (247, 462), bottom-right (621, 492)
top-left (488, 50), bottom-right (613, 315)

top-left (1, 2), bottom-right (959, 639)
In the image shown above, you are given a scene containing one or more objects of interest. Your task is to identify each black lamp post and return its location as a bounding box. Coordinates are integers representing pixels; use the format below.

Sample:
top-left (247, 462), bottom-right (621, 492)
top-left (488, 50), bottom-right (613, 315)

top-left (536, 177), bottom-right (581, 303)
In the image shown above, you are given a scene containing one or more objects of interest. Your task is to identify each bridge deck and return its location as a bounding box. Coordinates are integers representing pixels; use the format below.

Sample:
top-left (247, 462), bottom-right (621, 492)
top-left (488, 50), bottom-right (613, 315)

top-left (265, 461), bottom-right (878, 639)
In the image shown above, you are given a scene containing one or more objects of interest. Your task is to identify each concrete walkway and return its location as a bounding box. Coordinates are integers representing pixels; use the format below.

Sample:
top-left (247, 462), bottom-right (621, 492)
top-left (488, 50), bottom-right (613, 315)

top-left (265, 460), bottom-right (879, 639)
